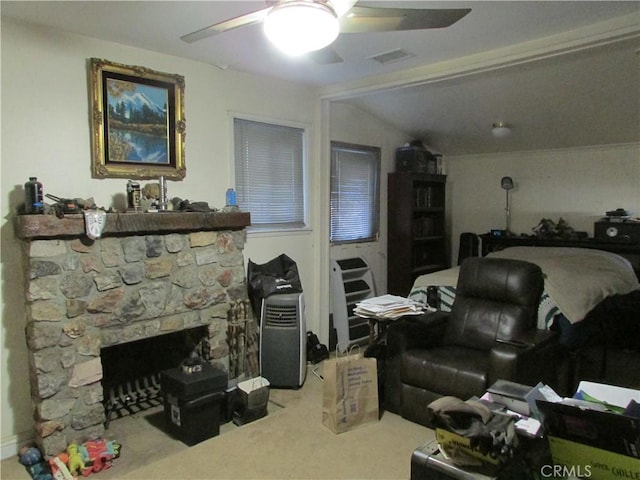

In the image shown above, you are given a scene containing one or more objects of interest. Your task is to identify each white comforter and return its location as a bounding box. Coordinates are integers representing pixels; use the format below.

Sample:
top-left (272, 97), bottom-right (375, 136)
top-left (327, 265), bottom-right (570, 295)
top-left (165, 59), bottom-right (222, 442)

top-left (409, 247), bottom-right (639, 324)
top-left (487, 247), bottom-right (639, 323)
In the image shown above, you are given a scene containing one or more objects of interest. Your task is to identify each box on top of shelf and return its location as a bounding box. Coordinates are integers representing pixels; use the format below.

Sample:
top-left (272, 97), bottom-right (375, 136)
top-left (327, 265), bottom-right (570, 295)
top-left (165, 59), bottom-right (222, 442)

top-left (395, 141), bottom-right (438, 174)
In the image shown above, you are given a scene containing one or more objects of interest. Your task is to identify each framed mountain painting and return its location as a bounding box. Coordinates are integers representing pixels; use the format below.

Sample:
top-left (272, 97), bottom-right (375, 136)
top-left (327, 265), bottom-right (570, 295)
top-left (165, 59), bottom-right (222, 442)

top-left (89, 58), bottom-right (186, 179)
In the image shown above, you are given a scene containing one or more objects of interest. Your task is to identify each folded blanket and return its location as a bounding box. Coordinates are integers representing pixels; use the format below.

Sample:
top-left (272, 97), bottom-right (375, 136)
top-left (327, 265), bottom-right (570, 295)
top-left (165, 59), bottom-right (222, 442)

top-left (409, 247), bottom-right (639, 325)
top-left (411, 266), bottom-right (459, 289)
top-left (487, 247), bottom-right (639, 323)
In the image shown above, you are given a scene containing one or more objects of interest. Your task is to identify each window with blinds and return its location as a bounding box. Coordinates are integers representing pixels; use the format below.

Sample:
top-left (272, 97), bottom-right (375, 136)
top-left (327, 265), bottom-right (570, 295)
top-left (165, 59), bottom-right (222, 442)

top-left (234, 117), bottom-right (306, 230)
top-left (330, 142), bottom-right (380, 244)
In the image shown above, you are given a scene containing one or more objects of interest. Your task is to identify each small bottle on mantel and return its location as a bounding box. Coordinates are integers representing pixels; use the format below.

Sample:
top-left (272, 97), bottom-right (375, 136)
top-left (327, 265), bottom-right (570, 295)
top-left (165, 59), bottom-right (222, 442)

top-left (24, 177), bottom-right (44, 214)
top-left (226, 188), bottom-right (237, 207)
top-left (126, 180), bottom-right (141, 210)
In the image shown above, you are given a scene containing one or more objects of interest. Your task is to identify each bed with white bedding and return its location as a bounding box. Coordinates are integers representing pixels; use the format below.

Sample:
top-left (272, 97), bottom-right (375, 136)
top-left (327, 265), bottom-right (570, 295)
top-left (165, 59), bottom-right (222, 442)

top-left (408, 246), bottom-right (640, 333)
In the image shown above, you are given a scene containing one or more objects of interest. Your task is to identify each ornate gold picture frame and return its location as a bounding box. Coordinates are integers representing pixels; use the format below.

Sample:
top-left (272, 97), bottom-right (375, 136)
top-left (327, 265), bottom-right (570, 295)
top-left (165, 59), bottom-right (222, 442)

top-left (89, 58), bottom-right (186, 179)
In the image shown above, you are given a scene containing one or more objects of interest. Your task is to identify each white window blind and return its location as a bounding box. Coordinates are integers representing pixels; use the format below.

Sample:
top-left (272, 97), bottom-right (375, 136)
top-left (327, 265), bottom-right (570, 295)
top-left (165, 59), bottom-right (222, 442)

top-left (234, 118), bottom-right (306, 229)
top-left (330, 142), bottom-right (380, 243)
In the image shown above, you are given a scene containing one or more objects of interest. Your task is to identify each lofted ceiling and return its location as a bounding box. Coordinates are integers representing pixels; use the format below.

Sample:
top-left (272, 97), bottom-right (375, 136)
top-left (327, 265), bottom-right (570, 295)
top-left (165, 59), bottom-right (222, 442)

top-left (2, 1), bottom-right (639, 155)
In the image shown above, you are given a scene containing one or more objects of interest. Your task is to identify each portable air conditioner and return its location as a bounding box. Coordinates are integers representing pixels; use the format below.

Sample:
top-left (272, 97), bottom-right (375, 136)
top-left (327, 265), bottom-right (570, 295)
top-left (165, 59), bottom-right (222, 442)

top-left (260, 293), bottom-right (307, 388)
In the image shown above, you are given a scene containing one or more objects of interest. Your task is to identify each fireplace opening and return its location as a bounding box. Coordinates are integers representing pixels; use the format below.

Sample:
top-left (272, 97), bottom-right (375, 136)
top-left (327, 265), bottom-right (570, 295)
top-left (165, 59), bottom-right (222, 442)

top-left (101, 326), bottom-right (210, 428)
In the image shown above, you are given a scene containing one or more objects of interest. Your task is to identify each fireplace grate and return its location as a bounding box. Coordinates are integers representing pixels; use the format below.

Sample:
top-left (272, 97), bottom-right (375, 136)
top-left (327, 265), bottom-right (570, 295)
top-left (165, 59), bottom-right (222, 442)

top-left (104, 373), bottom-right (163, 428)
top-left (101, 326), bottom-right (210, 429)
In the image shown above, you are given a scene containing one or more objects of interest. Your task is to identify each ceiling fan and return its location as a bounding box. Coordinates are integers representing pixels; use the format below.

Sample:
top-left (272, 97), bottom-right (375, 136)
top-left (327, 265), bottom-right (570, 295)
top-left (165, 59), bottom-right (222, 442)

top-left (181, 0), bottom-right (471, 62)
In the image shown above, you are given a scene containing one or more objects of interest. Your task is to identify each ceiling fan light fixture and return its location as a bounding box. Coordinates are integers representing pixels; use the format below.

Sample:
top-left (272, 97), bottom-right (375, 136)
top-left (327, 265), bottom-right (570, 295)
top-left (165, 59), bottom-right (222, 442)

top-left (264, 1), bottom-right (339, 56)
top-left (492, 121), bottom-right (512, 139)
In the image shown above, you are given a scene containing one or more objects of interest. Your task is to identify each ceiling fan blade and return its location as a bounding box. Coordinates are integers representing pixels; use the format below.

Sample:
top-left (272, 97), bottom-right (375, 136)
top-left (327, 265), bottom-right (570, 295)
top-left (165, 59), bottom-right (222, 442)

top-left (339, 6), bottom-right (471, 34)
top-left (328, 0), bottom-right (358, 18)
top-left (180, 7), bottom-right (270, 43)
top-left (308, 46), bottom-right (344, 65)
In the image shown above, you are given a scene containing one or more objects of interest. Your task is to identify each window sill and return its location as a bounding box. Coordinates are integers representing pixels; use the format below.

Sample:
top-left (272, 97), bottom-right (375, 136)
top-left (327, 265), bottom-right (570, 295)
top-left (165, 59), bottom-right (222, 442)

top-left (247, 226), bottom-right (312, 238)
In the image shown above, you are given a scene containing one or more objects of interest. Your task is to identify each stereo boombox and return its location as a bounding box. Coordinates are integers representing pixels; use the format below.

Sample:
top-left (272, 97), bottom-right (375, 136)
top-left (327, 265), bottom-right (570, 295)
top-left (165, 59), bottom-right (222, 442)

top-left (594, 220), bottom-right (640, 243)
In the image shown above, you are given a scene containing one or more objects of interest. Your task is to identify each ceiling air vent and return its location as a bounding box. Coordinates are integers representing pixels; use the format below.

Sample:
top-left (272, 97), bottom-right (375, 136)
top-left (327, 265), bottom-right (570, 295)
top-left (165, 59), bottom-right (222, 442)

top-left (369, 48), bottom-right (414, 65)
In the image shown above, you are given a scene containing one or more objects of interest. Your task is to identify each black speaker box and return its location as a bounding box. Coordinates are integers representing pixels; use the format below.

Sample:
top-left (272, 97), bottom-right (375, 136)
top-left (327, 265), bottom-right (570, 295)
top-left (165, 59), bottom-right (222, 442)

top-left (594, 221), bottom-right (640, 243)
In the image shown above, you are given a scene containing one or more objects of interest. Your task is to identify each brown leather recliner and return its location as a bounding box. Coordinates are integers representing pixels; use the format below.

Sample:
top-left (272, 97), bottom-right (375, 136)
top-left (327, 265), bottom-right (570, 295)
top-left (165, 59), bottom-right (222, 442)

top-left (384, 257), bottom-right (563, 427)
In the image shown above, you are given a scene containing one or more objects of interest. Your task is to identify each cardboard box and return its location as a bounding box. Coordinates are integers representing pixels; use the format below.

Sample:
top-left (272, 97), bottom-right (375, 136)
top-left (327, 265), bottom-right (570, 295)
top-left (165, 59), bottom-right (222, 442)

top-left (537, 383), bottom-right (640, 458)
top-left (537, 381), bottom-right (640, 479)
top-left (537, 399), bottom-right (639, 456)
top-left (435, 428), bottom-right (500, 466)
top-left (411, 439), bottom-right (499, 479)
top-left (487, 380), bottom-right (547, 417)
top-left (573, 381), bottom-right (640, 411)
top-left (547, 436), bottom-right (640, 480)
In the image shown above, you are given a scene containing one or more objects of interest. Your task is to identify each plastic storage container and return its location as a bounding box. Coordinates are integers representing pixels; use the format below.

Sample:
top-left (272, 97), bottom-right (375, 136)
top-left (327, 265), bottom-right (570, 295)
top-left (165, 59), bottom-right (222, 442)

top-left (160, 363), bottom-right (227, 446)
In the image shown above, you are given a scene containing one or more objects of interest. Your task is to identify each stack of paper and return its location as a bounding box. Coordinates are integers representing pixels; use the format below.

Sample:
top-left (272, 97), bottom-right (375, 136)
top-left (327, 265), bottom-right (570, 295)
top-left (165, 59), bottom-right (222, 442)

top-left (354, 294), bottom-right (425, 319)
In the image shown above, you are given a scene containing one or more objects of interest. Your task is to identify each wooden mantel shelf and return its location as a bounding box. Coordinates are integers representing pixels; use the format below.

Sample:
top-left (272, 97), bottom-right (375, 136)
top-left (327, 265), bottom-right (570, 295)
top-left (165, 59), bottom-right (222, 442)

top-left (14, 211), bottom-right (251, 239)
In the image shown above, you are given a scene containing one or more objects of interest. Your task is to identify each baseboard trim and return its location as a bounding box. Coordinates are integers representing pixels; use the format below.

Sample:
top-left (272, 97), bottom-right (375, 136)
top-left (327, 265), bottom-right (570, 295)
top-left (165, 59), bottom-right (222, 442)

top-left (1, 430), bottom-right (34, 460)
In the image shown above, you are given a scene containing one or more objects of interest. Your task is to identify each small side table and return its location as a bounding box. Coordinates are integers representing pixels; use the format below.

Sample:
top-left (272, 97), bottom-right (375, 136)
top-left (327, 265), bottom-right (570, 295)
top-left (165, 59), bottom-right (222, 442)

top-left (354, 295), bottom-right (427, 346)
top-left (366, 316), bottom-right (393, 345)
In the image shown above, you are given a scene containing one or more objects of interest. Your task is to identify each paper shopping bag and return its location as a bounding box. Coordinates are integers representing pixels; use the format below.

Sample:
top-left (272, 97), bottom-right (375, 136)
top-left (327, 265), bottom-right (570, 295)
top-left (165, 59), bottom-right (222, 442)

top-left (322, 350), bottom-right (379, 434)
top-left (237, 376), bottom-right (270, 410)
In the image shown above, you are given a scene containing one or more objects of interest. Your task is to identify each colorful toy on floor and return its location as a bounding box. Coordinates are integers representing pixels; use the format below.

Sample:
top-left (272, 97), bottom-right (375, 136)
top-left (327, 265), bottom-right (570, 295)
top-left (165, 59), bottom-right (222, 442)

top-left (78, 438), bottom-right (122, 476)
top-left (19, 438), bottom-right (121, 479)
top-left (65, 443), bottom-right (85, 477)
top-left (104, 440), bottom-right (121, 458)
top-left (18, 446), bottom-right (53, 480)
top-left (49, 453), bottom-right (74, 480)
top-left (19, 446), bottom-right (43, 466)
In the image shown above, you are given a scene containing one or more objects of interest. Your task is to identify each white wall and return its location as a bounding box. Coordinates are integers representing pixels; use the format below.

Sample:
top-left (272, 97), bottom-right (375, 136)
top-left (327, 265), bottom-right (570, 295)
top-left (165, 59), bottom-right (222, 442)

top-left (329, 101), bottom-right (410, 296)
top-left (0, 19), bottom-right (320, 456)
top-left (446, 144), bottom-right (640, 264)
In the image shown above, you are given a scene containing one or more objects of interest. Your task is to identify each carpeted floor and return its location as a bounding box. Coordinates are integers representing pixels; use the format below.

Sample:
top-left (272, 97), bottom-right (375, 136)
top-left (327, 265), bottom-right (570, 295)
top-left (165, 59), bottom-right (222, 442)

top-left (2, 364), bottom-right (434, 480)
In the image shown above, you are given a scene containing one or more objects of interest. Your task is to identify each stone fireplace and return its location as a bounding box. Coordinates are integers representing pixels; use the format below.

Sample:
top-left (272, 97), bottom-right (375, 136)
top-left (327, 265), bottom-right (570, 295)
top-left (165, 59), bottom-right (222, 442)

top-left (13, 211), bottom-right (254, 458)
